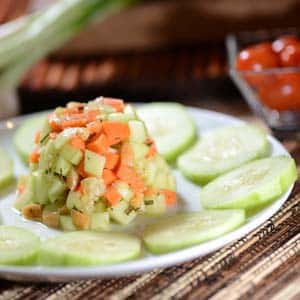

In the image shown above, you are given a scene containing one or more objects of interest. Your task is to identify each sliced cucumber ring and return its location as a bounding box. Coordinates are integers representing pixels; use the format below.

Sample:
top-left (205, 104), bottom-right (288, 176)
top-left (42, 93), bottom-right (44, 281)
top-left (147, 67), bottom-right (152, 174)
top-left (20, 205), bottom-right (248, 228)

top-left (201, 156), bottom-right (297, 210)
top-left (143, 210), bottom-right (245, 254)
top-left (0, 226), bottom-right (40, 265)
top-left (0, 147), bottom-right (14, 188)
top-left (137, 103), bottom-right (197, 161)
top-left (14, 113), bottom-right (47, 164)
top-left (39, 231), bottom-right (141, 266)
top-left (178, 125), bottom-right (270, 184)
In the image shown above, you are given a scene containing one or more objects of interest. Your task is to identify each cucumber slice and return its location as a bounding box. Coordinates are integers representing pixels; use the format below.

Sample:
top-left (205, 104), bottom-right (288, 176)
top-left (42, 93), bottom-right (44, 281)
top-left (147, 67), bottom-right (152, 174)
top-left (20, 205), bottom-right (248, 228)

top-left (39, 231), bottom-right (141, 266)
top-left (0, 226), bottom-right (40, 265)
top-left (0, 147), bottom-right (14, 189)
top-left (178, 125), bottom-right (270, 184)
top-left (14, 113), bottom-right (47, 164)
top-left (201, 156), bottom-right (297, 210)
top-left (137, 103), bottom-right (197, 161)
top-left (143, 210), bottom-right (245, 254)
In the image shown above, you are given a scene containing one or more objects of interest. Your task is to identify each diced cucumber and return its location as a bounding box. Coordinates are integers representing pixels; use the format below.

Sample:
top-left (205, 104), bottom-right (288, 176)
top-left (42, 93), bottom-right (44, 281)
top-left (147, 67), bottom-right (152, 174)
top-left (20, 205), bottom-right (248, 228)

top-left (38, 231), bottom-right (141, 266)
top-left (0, 147), bottom-right (14, 189)
top-left (137, 103), bottom-right (197, 161)
top-left (84, 150), bottom-right (105, 177)
top-left (55, 128), bottom-right (89, 150)
top-left (14, 175), bottom-right (34, 210)
top-left (60, 143), bottom-right (83, 165)
top-left (178, 125), bottom-right (270, 184)
top-left (144, 193), bottom-right (166, 216)
top-left (38, 140), bottom-right (57, 171)
top-left (48, 176), bottom-right (67, 203)
top-left (14, 113), bottom-right (47, 164)
top-left (55, 156), bottom-right (71, 177)
top-left (109, 201), bottom-right (137, 225)
top-left (201, 156), bottom-right (297, 210)
top-left (152, 172), bottom-right (171, 190)
top-left (124, 104), bottom-right (137, 119)
top-left (53, 132), bottom-right (70, 150)
top-left (39, 118), bottom-right (51, 146)
top-left (0, 226), bottom-right (40, 265)
top-left (60, 215), bottom-right (76, 231)
top-left (115, 181), bottom-right (134, 202)
top-left (80, 177), bottom-right (105, 200)
top-left (167, 174), bottom-right (176, 191)
top-left (94, 201), bottom-right (107, 213)
top-left (66, 167), bottom-right (79, 191)
top-left (143, 210), bottom-right (245, 254)
top-left (66, 191), bottom-right (81, 211)
top-left (107, 113), bottom-right (129, 123)
top-left (144, 159), bottom-right (158, 186)
top-left (32, 171), bottom-right (48, 205)
top-left (129, 120), bottom-right (147, 143)
top-left (91, 212), bottom-right (110, 231)
top-left (131, 142), bottom-right (149, 160)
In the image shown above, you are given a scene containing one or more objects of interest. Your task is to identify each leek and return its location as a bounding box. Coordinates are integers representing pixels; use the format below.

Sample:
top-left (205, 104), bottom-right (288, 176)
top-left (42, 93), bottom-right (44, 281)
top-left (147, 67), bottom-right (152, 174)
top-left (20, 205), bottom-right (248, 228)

top-left (0, 0), bottom-right (137, 118)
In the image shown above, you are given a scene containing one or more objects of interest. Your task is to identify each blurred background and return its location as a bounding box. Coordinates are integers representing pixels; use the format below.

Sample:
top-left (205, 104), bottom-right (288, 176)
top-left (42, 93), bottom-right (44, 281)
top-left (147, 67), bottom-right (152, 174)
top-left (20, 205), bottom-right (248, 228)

top-left (2, 0), bottom-right (300, 116)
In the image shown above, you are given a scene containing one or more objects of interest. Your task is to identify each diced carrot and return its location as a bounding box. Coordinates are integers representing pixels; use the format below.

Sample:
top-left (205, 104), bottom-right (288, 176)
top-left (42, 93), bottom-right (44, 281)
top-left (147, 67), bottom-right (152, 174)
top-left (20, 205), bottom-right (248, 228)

top-left (86, 134), bottom-right (109, 154)
top-left (65, 107), bottom-right (80, 115)
top-left (102, 121), bottom-right (130, 145)
top-left (87, 121), bottom-right (102, 135)
top-left (61, 118), bottom-right (87, 129)
top-left (50, 132), bottom-right (58, 139)
top-left (86, 109), bottom-right (100, 123)
top-left (105, 185), bottom-right (122, 206)
top-left (48, 113), bottom-right (61, 132)
top-left (120, 143), bottom-right (134, 167)
top-left (34, 131), bottom-right (41, 144)
top-left (102, 97), bottom-right (125, 112)
top-left (144, 187), bottom-right (158, 197)
top-left (104, 152), bottom-right (119, 170)
top-left (130, 177), bottom-right (146, 194)
top-left (116, 165), bottom-right (145, 193)
top-left (29, 148), bottom-right (40, 163)
top-left (70, 135), bottom-right (85, 150)
top-left (161, 189), bottom-right (177, 206)
top-left (146, 143), bottom-right (157, 158)
top-left (145, 137), bottom-right (154, 145)
top-left (103, 169), bottom-right (117, 185)
top-left (130, 193), bottom-right (143, 209)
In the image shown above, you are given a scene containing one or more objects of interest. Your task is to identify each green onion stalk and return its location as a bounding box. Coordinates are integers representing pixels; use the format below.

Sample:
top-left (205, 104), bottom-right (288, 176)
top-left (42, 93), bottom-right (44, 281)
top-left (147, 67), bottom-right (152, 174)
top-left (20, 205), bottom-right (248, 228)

top-left (0, 0), bottom-right (137, 118)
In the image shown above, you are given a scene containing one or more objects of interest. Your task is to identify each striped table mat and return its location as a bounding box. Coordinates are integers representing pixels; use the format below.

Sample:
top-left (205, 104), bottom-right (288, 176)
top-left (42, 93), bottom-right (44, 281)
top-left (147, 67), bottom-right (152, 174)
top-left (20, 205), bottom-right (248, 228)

top-left (0, 139), bottom-right (299, 300)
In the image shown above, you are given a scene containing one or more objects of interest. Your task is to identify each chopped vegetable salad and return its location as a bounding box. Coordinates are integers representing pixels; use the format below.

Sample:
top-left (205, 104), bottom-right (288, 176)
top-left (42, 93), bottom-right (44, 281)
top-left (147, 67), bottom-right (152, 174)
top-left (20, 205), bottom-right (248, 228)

top-left (15, 97), bottom-right (176, 230)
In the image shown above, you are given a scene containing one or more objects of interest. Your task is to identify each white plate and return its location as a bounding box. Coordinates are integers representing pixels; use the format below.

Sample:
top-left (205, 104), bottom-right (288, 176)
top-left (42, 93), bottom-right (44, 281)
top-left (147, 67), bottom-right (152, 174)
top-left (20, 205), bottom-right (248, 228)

top-left (0, 106), bottom-right (293, 282)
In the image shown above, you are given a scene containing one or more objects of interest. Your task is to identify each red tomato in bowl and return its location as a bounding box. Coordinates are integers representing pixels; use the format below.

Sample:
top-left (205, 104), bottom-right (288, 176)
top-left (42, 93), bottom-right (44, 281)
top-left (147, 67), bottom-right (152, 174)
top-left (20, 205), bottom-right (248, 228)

top-left (258, 73), bottom-right (300, 111)
top-left (272, 35), bottom-right (299, 53)
top-left (236, 42), bottom-right (279, 71)
top-left (272, 35), bottom-right (300, 67)
top-left (280, 43), bottom-right (300, 67)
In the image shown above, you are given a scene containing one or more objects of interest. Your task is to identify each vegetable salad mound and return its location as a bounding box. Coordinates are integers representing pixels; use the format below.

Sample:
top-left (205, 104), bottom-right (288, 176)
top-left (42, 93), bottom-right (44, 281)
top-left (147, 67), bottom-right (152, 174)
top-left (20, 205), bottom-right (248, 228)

top-left (15, 97), bottom-right (176, 230)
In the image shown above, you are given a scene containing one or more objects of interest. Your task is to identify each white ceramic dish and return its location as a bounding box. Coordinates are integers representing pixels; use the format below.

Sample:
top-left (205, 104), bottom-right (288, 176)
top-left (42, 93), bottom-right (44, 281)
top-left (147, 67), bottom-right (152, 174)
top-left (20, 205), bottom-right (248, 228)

top-left (0, 106), bottom-right (293, 282)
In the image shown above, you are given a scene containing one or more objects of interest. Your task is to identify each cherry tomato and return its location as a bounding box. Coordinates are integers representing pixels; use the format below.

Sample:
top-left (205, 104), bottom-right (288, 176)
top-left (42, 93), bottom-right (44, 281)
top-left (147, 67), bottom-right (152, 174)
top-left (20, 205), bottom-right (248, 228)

top-left (272, 35), bottom-right (299, 53)
top-left (279, 42), bottom-right (300, 67)
top-left (236, 43), bottom-right (279, 71)
top-left (258, 73), bottom-right (300, 111)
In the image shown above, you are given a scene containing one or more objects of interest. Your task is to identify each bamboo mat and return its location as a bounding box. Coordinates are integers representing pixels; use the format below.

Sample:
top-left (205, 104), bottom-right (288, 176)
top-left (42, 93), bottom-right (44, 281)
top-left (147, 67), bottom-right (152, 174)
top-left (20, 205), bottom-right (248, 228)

top-left (0, 118), bottom-right (298, 300)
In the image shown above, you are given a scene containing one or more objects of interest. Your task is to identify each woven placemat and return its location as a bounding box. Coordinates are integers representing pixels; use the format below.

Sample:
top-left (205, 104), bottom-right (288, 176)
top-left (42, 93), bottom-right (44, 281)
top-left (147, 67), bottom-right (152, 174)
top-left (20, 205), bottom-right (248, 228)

top-left (0, 140), bottom-right (299, 300)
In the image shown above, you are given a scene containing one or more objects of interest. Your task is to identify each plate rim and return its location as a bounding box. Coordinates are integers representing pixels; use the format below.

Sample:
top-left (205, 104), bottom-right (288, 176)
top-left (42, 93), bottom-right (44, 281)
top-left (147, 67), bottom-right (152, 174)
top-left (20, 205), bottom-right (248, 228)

top-left (0, 106), bottom-right (293, 282)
